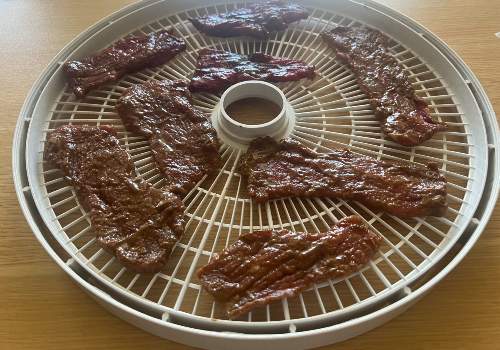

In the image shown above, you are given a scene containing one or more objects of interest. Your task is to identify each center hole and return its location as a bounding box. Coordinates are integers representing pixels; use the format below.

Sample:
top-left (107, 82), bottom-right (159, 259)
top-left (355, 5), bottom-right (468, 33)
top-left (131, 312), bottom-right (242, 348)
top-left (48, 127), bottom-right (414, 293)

top-left (225, 97), bottom-right (282, 125)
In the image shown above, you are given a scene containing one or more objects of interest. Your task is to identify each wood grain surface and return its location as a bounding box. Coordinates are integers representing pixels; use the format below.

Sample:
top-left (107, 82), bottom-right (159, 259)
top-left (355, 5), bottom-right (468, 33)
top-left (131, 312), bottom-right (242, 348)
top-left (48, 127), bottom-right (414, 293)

top-left (1, 1), bottom-right (499, 349)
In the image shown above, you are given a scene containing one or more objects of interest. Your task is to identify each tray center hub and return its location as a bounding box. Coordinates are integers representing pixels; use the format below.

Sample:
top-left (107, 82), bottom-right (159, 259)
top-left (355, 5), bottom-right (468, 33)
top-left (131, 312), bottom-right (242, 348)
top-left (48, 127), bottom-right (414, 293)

top-left (212, 80), bottom-right (295, 149)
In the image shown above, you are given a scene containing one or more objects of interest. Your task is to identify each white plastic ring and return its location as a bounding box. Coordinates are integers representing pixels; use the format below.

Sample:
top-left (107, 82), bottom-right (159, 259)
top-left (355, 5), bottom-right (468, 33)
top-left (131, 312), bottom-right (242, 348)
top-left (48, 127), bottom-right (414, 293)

top-left (217, 80), bottom-right (290, 144)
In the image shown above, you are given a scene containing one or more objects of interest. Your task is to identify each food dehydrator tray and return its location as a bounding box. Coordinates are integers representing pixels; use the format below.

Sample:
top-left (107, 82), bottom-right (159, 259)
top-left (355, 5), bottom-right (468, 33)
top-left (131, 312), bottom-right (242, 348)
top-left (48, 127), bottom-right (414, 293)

top-left (13, 0), bottom-right (499, 349)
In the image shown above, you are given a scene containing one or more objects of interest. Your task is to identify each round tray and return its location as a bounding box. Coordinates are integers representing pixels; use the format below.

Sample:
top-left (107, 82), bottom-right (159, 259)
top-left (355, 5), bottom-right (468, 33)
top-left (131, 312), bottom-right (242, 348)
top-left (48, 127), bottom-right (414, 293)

top-left (13, 0), bottom-right (499, 349)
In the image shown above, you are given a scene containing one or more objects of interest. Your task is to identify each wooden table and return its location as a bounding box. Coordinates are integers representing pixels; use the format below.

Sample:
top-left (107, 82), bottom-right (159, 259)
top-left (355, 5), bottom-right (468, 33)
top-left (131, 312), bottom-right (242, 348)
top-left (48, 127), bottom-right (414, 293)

top-left (1, 1), bottom-right (499, 349)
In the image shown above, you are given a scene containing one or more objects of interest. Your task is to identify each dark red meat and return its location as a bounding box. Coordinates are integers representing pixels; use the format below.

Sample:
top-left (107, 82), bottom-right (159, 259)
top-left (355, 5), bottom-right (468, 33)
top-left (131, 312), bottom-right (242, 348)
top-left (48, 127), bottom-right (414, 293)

top-left (189, 49), bottom-right (315, 94)
top-left (116, 80), bottom-right (221, 195)
top-left (189, 1), bottom-right (308, 39)
top-left (322, 27), bottom-right (446, 146)
top-left (240, 137), bottom-right (447, 217)
top-left (64, 30), bottom-right (186, 97)
top-left (198, 215), bottom-right (381, 319)
top-left (45, 125), bottom-right (185, 273)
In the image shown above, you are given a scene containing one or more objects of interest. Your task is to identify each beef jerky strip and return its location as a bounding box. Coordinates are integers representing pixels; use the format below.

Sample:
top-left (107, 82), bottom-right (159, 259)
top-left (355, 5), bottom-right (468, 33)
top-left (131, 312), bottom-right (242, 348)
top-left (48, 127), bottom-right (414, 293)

top-left (116, 80), bottom-right (221, 195)
top-left (189, 49), bottom-right (315, 94)
top-left (45, 125), bottom-right (185, 272)
top-left (198, 215), bottom-right (381, 319)
top-left (322, 27), bottom-right (446, 146)
top-left (240, 137), bottom-right (447, 217)
top-left (64, 30), bottom-right (186, 97)
top-left (189, 1), bottom-right (308, 39)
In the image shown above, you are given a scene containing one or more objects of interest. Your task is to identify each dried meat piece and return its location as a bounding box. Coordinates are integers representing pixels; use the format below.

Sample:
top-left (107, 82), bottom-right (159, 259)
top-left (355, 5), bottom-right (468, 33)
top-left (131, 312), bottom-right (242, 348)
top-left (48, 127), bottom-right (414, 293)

top-left (189, 49), bottom-right (315, 94)
top-left (64, 30), bottom-right (186, 97)
top-left (189, 1), bottom-right (308, 39)
top-left (322, 27), bottom-right (446, 146)
top-left (198, 216), bottom-right (381, 319)
top-left (116, 80), bottom-right (221, 195)
top-left (240, 137), bottom-right (447, 217)
top-left (45, 125), bottom-right (185, 272)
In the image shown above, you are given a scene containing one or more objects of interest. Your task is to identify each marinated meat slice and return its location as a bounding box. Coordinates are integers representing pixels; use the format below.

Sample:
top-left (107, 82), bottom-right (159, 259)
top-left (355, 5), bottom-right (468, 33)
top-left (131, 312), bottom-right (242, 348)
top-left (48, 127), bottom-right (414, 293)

top-left (189, 1), bottom-right (308, 39)
top-left (198, 215), bottom-right (381, 319)
top-left (45, 125), bottom-right (185, 273)
top-left (64, 30), bottom-right (186, 97)
top-left (241, 137), bottom-right (447, 217)
top-left (189, 49), bottom-right (315, 94)
top-left (116, 80), bottom-right (221, 195)
top-left (322, 27), bottom-right (446, 146)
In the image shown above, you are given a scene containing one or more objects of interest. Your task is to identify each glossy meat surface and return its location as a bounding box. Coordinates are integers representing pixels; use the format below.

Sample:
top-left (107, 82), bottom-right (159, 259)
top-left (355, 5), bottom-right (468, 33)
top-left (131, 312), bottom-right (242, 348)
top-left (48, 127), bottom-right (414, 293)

top-left (198, 216), bottom-right (381, 319)
top-left (116, 80), bottom-right (221, 195)
top-left (241, 137), bottom-right (447, 217)
top-left (189, 49), bottom-right (315, 93)
top-left (64, 30), bottom-right (185, 97)
top-left (189, 1), bottom-right (308, 39)
top-left (322, 27), bottom-right (446, 146)
top-left (45, 125), bottom-right (185, 272)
